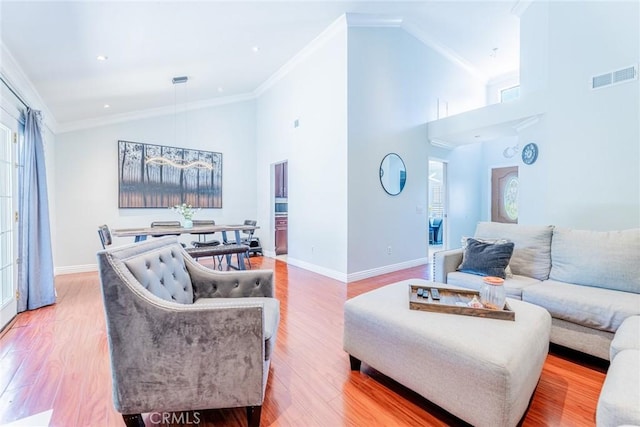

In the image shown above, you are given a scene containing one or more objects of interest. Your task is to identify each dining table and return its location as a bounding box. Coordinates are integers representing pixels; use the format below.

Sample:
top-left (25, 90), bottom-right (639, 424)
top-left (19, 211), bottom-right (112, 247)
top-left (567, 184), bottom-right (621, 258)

top-left (111, 223), bottom-right (259, 245)
top-left (111, 223), bottom-right (260, 270)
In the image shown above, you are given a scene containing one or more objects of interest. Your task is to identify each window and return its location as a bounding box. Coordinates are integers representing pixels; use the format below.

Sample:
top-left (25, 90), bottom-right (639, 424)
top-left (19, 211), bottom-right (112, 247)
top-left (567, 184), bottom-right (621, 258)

top-left (500, 85), bottom-right (520, 103)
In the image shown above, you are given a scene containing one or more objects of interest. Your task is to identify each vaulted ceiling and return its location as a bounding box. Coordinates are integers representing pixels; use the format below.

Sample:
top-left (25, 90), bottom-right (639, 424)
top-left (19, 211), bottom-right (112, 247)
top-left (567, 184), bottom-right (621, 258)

top-left (0, 1), bottom-right (520, 129)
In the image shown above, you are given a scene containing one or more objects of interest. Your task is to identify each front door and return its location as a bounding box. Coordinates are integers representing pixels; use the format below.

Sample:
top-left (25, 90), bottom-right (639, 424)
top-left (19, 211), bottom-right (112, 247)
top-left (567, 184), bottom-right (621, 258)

top-left (491, 166), bottom-right (518, 224)
top-left (0, 122), bottom-right (18, 329)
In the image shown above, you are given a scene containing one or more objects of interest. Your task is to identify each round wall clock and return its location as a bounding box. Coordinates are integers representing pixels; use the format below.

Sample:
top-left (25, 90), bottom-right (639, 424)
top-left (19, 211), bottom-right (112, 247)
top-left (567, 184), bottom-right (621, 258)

top-left (522, 142), bottom-right (539, 165)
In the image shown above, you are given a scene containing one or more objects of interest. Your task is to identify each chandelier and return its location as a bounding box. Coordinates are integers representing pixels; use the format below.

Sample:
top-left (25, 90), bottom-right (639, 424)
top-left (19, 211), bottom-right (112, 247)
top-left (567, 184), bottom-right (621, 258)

top-left (144, 76), bottom-right (214, 171)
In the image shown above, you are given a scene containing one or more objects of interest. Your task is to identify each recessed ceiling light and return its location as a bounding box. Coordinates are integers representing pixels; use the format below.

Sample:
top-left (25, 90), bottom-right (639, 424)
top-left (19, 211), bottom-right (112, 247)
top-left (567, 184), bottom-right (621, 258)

top-left (217, 87), bottom-right (224, 93)
top-left (103, 104), bottom-right (111, 109)
top-left (96, 55), bottom-right (108, 61)
top-left (252, 46), bottom-right (260, 53)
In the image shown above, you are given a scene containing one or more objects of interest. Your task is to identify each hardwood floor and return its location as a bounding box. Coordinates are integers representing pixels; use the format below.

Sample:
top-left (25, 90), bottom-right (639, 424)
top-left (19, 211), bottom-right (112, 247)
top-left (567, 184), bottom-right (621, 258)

top-left (0, 256), bottom-right (607, 426)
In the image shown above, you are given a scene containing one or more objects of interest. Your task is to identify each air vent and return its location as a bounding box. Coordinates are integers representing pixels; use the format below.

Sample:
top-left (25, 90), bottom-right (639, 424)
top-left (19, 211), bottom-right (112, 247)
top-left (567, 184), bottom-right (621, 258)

top-left (613, 66), bottom-right (636, 83)
top-left (591, 65), bottom-right (637, 89)
top-left (592, 73), bottom-right (612, 89)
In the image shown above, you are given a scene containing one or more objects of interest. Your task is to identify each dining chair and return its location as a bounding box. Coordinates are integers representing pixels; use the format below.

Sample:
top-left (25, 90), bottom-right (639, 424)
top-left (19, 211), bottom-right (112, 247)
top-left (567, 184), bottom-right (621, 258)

top-left (429, 218), bottom-right (443, 245)
top-left (150, 220), bottom-right (182, 237)
top-left (236, 220), bottom-right (258, 268)
top-left (191, 219), bottom-right (221, 247)
top-left (241, 220), bottom-right (258, 245)
top-left (98, 224), bottom-right (112, 249)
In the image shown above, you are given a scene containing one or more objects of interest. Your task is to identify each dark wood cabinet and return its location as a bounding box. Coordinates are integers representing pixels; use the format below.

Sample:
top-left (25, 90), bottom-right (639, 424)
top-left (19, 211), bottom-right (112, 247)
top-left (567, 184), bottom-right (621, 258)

top-left (275, 216), bottom-right (288, 255)
top-left (275, 162), bottom-right (287, 198)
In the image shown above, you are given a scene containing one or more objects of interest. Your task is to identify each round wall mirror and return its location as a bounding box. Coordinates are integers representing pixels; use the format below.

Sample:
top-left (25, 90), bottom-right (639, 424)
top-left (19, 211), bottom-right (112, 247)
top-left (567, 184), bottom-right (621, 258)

top-left (379, 153), bottom-right (407, 196)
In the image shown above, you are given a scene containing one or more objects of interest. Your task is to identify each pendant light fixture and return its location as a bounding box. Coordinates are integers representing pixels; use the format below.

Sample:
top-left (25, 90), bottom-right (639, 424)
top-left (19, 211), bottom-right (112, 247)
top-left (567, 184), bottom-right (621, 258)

top-left (173, 75), bottom-right (188, 150)
top-left (144, 76), bottom-right (213, 170)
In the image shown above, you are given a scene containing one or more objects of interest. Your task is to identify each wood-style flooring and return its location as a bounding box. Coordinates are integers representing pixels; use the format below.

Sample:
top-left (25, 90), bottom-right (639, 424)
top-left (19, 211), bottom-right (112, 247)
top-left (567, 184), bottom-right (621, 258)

top-left (0, 256), bottom-right (607, 426)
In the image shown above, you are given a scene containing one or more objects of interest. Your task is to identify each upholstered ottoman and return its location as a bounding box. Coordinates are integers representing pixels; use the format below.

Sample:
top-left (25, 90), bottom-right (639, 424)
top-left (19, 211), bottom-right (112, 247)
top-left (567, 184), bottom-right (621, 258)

top-left (343, 279), bottom-right (551, 427)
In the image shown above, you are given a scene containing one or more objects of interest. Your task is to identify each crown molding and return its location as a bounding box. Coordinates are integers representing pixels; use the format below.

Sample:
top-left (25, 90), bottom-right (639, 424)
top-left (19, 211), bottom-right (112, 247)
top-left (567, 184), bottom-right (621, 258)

top-left (254, 11), bottom-right (486, 99)
top-left (401, 22), bottom-right (488, 84)
top-left (345, 13), bottom-right (403, 28)
top-left (0, 43), bottom-right (58, 133)
top-left (254, 14), bottom-right (348, 97)
top-left (511, 0), bottom-right (534, 17)
top-left (57, 92), bottom-right (255, 133)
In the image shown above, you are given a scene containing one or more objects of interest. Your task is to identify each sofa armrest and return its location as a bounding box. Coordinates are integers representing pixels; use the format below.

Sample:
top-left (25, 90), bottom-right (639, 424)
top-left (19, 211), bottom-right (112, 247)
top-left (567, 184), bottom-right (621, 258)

top-left (433, 248), bottom-right (463, 283)
top-left (183, 254), bottom-right (275, 299)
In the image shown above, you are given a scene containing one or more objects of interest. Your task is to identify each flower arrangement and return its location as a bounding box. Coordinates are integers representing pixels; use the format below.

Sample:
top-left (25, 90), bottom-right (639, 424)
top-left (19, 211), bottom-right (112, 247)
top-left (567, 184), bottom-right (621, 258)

top-left (171, 203), bottom-right (198, 220)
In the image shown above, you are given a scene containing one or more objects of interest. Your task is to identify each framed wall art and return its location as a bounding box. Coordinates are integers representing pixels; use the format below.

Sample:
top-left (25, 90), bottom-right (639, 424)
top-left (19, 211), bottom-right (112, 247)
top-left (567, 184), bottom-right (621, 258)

top-left (118, 140), bottom-right (222, 208)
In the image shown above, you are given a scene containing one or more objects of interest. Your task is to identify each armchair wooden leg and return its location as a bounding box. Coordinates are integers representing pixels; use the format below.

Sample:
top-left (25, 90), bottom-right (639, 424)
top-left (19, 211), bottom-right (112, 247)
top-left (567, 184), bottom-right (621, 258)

top-left (246, 405), bottom-right (262, 427)
top-left (349, 354), bottom-right (362, 371)
top-left (122, 414), bottom-right (144, 427)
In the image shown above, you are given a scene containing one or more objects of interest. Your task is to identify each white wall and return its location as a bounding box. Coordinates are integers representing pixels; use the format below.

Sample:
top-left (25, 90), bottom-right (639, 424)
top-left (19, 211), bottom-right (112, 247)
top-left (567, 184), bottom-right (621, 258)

top-left (518, 0), bottom-right (639, 230)
top-left (347, 26), bottom-right (486, 278)
top-left (256, 20), bottom-right (348, 280)
top-left (437, 1), bottom-right (639, 248)
top-left (444, 143), bottom-right (484, 245)
top-left (54, 100), bottom-right (257, 272)
top-left (256, 20), bottom-right (486, 281)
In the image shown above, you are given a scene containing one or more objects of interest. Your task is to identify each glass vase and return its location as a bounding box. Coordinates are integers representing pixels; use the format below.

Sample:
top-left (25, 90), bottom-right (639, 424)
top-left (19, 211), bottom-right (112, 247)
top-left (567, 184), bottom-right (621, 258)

top-left (183, 219), bottom-right (193, 229)
top-left (480, 276), bottom-right (506, 310)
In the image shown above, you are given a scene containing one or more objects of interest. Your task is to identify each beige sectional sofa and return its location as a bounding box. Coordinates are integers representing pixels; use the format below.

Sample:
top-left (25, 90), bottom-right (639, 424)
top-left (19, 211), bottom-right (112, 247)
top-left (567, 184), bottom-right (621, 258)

top-left (434, 222), bottom-right (640, 360)
top-left (433, 222), bottom-right (640, 427)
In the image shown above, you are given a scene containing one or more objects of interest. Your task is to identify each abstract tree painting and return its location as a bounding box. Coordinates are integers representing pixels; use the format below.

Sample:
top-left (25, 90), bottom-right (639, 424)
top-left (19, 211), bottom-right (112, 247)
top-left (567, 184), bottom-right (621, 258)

top-left (118, 140), bottom-right (222, 208)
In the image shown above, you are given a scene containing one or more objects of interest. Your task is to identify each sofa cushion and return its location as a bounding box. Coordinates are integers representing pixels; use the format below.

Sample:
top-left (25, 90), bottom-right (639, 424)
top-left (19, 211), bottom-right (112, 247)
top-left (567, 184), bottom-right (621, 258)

top-left (474, 222), bottom-right (553, 280)
top-left (447, 271), bottom-right (540, 300)
top-left (522, 280), bottom-right (640, 333)
top-left (610, 316), bottom-right (640, 360)
top-left (124, 245), bottom-right (194, 304)
top-left (457, 238), bottom-right (514, 279)
top-left (195, 296), bottom-right (280, 360)
top-left (549, 228), bottom-right (640, 294)
top-left (596, 349), bottom-right (640, 427)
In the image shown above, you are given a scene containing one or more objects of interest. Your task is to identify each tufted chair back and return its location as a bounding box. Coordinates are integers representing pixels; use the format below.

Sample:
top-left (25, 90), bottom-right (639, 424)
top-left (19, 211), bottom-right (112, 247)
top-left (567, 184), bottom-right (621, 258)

top-left (124, 246), bottom-right (194, 304)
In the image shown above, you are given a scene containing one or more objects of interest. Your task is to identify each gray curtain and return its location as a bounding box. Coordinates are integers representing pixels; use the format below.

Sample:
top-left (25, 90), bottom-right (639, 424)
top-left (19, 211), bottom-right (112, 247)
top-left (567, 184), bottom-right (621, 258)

top-left (18, 108), bottom-right (55, 312)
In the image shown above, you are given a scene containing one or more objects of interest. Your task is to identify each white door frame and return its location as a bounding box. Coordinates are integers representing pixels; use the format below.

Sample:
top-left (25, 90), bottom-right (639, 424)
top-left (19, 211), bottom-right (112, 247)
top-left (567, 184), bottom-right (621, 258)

top-left (428, 157), bottom-right (449, 249)
top-left (0, 121), bottom-right (18, 330)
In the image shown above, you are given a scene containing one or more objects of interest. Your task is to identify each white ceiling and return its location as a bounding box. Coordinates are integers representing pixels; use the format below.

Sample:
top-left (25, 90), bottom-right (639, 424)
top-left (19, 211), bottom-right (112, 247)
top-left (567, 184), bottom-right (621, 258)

top-left (0, 1), bottom-right (521, 129)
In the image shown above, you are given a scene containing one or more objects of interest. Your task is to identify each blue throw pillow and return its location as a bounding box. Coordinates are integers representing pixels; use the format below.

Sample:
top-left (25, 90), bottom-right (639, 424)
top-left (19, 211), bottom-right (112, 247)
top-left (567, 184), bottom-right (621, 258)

top-left (458, 238), bottom-right (515, 279)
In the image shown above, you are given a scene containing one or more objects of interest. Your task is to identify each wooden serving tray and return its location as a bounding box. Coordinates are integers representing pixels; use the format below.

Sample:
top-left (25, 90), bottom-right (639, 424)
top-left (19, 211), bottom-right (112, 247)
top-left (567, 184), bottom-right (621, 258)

top-left (408, 284), bottom-right (515, 321)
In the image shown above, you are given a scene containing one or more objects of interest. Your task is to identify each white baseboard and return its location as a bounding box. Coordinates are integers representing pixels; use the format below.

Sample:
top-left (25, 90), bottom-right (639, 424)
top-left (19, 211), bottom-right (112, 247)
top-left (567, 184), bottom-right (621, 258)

top-left (286, 257), bottom-right (348, 282)
top-left (346, 257), bottom-right (430, 282)
top-left (285, 256), bottom-right (429, 283)
top-left (54, 264), bottom-right (97, 276)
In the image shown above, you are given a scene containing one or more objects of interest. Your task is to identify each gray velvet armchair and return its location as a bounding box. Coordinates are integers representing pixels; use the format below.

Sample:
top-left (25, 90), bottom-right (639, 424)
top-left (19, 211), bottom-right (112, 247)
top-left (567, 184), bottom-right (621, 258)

top-left (96, 236), bottom-right (279, 427)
